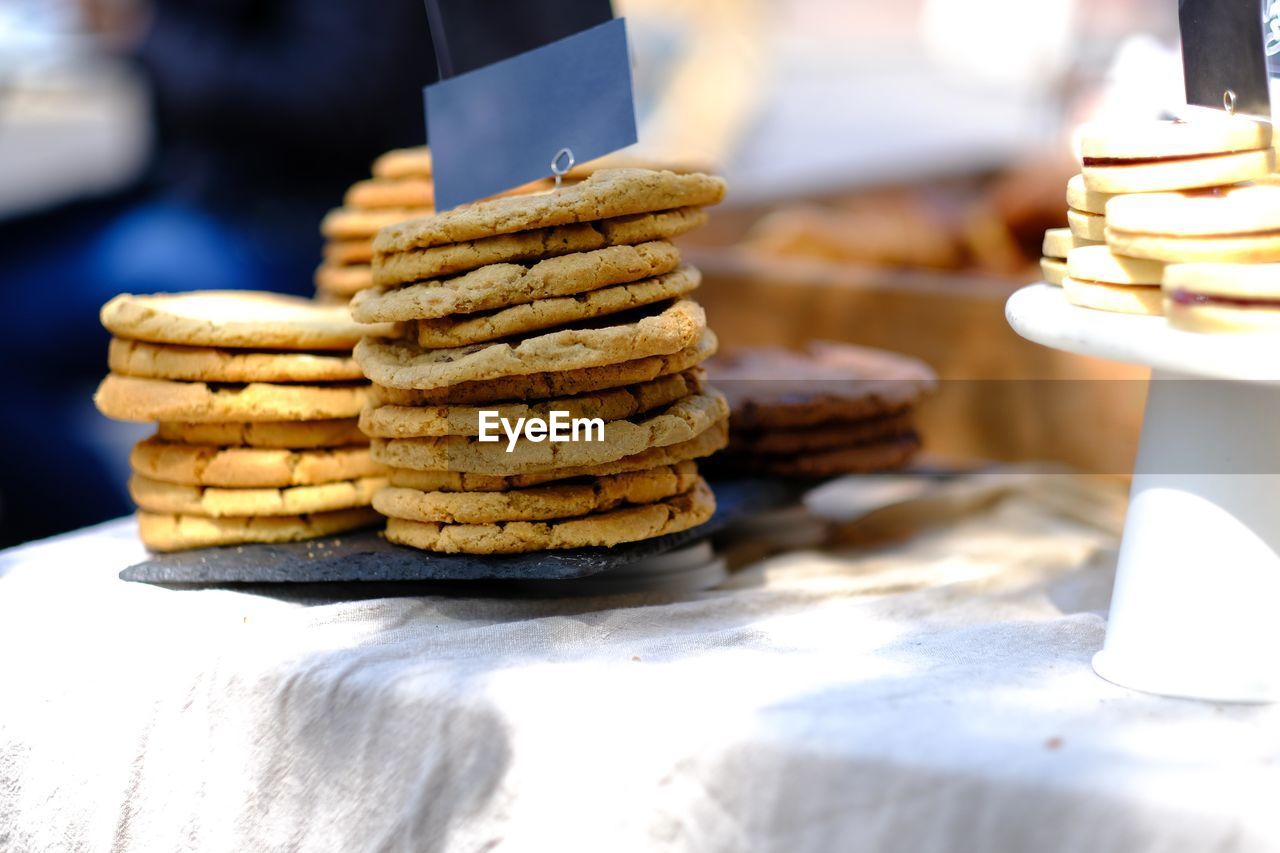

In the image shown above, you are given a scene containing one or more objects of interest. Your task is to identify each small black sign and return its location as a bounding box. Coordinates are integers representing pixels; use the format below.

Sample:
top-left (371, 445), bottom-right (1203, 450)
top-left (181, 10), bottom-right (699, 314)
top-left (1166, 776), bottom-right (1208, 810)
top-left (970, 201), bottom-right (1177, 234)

top-left (1180, 0), bottom-right (1271, 116)
top-left (424, 18), bottom-right (638, 210)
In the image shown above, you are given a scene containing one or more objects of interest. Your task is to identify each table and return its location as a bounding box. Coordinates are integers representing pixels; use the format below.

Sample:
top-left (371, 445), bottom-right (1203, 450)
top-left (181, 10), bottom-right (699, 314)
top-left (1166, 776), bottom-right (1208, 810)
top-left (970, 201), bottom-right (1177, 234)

top-left (2, 471), bottom-right (1278, 853)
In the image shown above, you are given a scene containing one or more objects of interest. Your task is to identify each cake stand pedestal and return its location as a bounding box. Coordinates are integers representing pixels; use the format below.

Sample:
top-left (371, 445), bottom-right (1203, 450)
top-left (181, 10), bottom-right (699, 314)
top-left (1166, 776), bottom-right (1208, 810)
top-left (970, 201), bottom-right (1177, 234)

top-left (1007, 283), bottom-right (1280, 703)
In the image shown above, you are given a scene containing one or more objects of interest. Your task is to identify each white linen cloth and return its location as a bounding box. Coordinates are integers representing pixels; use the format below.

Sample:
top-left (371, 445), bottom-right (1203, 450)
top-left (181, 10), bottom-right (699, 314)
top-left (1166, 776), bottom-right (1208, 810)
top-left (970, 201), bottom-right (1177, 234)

top-left (2, 472), bottom-right (1278, 853)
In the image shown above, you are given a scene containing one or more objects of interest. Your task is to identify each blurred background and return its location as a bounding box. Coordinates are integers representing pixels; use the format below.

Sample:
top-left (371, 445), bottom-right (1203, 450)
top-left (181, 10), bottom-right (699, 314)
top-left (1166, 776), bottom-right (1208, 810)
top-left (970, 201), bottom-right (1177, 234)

top-left (0, 0), bottom-right (1229, 546)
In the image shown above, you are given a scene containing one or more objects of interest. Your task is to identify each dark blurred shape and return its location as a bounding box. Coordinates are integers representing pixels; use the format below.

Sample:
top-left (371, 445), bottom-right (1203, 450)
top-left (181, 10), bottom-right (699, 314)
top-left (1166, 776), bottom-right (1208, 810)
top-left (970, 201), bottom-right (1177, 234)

top-left (0, 0), bottom-right (440, 546)
top-left (426, 0), bottom-right (612, 76)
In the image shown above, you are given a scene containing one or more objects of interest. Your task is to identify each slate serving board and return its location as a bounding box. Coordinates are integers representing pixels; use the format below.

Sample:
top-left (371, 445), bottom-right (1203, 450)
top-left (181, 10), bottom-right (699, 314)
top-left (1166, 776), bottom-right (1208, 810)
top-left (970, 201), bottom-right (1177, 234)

top-left (120, 478), bottom-right (799, 586)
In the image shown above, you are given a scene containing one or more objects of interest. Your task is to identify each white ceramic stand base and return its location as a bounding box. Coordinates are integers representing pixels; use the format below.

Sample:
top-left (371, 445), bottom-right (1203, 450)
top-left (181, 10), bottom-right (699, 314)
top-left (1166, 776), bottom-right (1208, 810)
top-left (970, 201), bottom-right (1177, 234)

top-left (1007, 284), bottom-right (1280, 703)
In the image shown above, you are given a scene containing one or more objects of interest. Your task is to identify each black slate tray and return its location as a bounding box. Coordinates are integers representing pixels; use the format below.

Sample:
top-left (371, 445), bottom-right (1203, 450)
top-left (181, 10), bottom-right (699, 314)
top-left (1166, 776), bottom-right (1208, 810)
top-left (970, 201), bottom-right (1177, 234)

top-left (120, 477), bottom-right (800, 585)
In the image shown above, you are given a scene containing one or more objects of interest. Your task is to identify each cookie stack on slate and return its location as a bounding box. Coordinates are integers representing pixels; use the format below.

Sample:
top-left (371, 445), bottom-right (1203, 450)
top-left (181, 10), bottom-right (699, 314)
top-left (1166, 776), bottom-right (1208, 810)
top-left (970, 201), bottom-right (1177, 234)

top-left (315, 147), bottom-right (436, 302)
top-left (94, 291), bottom-right (393, 551)
top-left (706, 342), bottom-right (935, 478)
top-left (1042, 113), bottom-right (1275, 315)
top-left (352, 168), bottom-right (729, 554)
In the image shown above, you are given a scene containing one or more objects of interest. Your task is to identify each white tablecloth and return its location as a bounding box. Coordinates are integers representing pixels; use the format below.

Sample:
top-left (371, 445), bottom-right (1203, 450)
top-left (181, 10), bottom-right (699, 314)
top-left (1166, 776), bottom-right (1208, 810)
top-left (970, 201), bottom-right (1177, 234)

top-left (2, 473), bottom-right (1277, 853)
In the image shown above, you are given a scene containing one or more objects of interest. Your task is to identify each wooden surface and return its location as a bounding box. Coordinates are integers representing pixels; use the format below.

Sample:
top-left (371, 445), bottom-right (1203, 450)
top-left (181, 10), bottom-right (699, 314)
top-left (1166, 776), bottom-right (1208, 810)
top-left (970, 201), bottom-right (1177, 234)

top-left (688, 247), bottom-right (1148, 474)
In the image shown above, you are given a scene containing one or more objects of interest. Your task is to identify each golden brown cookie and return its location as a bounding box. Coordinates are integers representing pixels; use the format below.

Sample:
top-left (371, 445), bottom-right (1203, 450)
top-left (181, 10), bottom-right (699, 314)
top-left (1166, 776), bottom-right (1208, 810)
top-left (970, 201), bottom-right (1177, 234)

top-left (373, 206), bottom-right (708, 286)
top-left (351, 241), bottom-right (682, 323)
top-left (323, 240), bottom-right (375, 265)
top-left (708, 342), bottom-right (936, 430)
top-left (383, 477), bottom-right (714, 553)
top-left (384, 418), bottom-right (727, 490)
top-left (321, 208), bottom-right (429, 240)
top-left (156, 419), bottom-right (366, 449)
top-left (371, 391), bottom-right (727, 476)
top-left (107, 338), bottom-right (364, 383)
top-left (361, 369), bottom-right (702, 438)
top-left (315, 264), bottom-right (375, 297)
top-left (355, 299), bottom-right (706, 390)
top-left (371, 147), bottom-right (432, 180)
top-left (100, 291), bottom-right (383, 350)
top-left (130, 474), bottom-right (384, 517)
top-left (131, 437), bottom-right (382, 487)
top-left (413, 267), bottom-right (700, 348)
top-left (375, 169), bottom-right (726, 254)
top-left (137, 507), bottom-right (381, 552)
top-left (369, 331), bottom-right (716, 406)
top-left (344, 178), bottom-right (435, 210)
top-left (95, 375), bottom-right (368, 423)
top-left (373, 462), bottom-right (699, 524)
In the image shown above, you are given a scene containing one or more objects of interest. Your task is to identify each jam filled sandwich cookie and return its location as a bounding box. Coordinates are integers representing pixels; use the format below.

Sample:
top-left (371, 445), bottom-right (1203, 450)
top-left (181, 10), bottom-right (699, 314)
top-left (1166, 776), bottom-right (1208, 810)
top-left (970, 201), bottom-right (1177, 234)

top-left (1164, 263), bottom-right (1280, 333)
top-left (1106, 184), bottom-right (1280, 264)
top-left (1081, 115), bottom-right (1274, 194)
top-left (1063, 244), bottom-right (1166, 316)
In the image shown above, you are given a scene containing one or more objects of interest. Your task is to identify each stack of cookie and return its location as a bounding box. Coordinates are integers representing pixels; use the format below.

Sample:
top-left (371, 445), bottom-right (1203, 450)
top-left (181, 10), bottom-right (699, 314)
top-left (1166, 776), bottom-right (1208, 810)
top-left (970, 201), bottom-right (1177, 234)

top-left (315, 147), bottom-right (436, 302)
top-left (1042, 113), bottom-right (1275, 315)
top-left (94, 291), bottom-right (393, 551)
top-left (352, 168), bottom-right (729, 554)
top-left (707, 342), bottom-right (935, 478)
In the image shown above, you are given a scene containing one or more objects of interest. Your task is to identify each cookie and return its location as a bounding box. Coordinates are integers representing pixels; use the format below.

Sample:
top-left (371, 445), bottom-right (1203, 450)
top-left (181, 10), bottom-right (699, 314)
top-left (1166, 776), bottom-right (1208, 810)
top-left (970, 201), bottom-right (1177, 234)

top-left (413, 267), bottom-right (700, 348)
top-left (1040, 258), bottom-right (1068, 286)
top-left (323, 240), bottom-right (375, 265)
top-left (107, 338), bottom-right (364, 383)
top-left (373, 206), bottom-right (708, 286)
top-left (1062, 277), bottom-right (1163, 315)
top-left (130, 474), bottom-right (384, 517)
top-left (371, 147), bottom-right (432, 180)
top-left (322, 208), bottom-right (429, 240)
top-left (373, 461), bottom-right (699, 524)
top-left (131, 437), bottom-right (382, 487)
top-left (708, 342), bottom-right (936, 430)
top-left (315, 264), bottom-right (375, 297)
top-left (344, 178), bottom-right (435, 210)
top-left (95, 375), bottom-right (368, 423)
top-left (383, 477), bottom-right (714, 553)
top-left (728, 410), bottom-right (916, 455)
top-left (137, 507), bottom-right (381, 552)
top-left (369, 331), bottom-right (717, 406)
top-left (355, 299), bottom-right (706, 390)
top-left (156, 419), bottom-right (366, 449)
top-left (370, 390), bottom-right (728, 475)
top-left (1082, 116), bottom-right (1274, 192)
top-left (726, 433), bottom-right (921, 478)
top-left (1106, 184), bottom-right (1280, 263)
top-left (385, 418), bottom-right (727, 490)
top-left (100, 291), bottom-right (384, 350)
top-left (1065, 174), bottom-right (1112, 215)
top-left (1067, 208), bottom-right (1106, 242)
top-left (351, 241), bottom-right (682, 323)
top-left (1164, 262), bottom-right (1280, 332)
top-left (375, 169), bottom-right (725, 254)
top-left (1066, 245), bottom-right (1165, 285)
top-left (1042, 227), bottom-right (1097, 260)
top-left (1082, 115), bottom-right (1272, 160)
top-left (1087, 149), bottom-right (1274, 194)
top-left (361, 369), bottom-right (702, 438)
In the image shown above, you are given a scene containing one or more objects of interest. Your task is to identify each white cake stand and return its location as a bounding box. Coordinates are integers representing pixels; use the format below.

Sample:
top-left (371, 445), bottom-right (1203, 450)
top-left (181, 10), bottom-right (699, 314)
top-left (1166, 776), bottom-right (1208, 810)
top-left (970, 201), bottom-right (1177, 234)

top-left (1007, 283), bottom-right (1280, 703)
